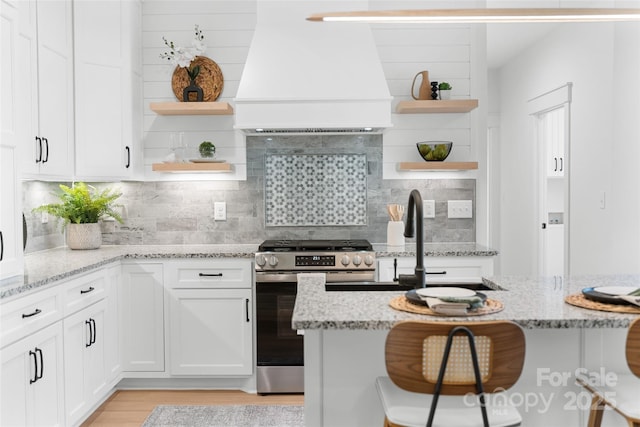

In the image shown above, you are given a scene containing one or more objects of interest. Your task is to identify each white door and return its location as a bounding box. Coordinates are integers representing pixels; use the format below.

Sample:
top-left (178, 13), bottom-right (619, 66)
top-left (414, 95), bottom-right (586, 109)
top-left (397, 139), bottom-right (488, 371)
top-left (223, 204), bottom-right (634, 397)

top-left (529, 84), bottom-right (572, 280)
top-left (169, 288), bottom-right (253, 376)
top-left (121, 263), bottom-right (165, 372)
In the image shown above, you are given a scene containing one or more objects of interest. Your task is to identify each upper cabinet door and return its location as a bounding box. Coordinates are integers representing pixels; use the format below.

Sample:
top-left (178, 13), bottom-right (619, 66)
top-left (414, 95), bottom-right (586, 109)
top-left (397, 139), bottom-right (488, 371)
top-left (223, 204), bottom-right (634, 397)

top-left (17, 0), bottom-right (74, 180)
top-left (35, 0), bottom-right (74, 178)
top-left (74, 0), bottom-right (142, 180)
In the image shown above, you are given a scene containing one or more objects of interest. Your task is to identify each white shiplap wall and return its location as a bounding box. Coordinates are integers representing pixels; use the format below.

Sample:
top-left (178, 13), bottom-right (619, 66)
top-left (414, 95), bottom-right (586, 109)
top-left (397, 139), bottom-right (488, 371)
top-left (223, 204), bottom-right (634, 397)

top-left (142, 0), bottom-right (256, 180)
top-left (141, 0), bottom-right (486, 187)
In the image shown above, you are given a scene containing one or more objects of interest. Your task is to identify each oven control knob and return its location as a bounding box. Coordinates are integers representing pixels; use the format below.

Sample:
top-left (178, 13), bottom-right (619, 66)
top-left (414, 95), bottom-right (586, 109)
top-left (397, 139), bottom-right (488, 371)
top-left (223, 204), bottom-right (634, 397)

top-left (255, 255), bottom-right (267, 267)
top-left (268, 256), bottom-right (279, 267)
top-left (352, 255), bottom-right (362, 266)
top-left (340, 255), bottom-right (351, 266)
top-left (364, 255), bottom-right (374, 266)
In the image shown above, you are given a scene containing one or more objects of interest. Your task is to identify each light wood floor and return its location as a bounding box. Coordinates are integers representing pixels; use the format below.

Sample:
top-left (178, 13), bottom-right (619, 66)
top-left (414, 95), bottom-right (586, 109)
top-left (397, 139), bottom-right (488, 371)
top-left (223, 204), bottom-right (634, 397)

top-left (81, 390), bottom-right (304, 427)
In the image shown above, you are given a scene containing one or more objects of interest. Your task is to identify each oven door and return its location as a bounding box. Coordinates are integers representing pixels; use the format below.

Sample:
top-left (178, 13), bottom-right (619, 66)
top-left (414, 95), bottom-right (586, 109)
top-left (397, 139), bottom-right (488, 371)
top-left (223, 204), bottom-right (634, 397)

top-left (255, 279), bottom-right (304, 393)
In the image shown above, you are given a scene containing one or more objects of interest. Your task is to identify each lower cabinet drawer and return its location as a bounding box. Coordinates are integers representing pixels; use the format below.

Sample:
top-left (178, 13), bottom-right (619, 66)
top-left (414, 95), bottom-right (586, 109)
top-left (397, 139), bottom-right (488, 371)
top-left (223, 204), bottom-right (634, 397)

top-left (63, 269), bottom-right (106, 316)
top-left (0, 285), bottom-right (64, 349)
top-left (165, 259), bottom-right (252, 289)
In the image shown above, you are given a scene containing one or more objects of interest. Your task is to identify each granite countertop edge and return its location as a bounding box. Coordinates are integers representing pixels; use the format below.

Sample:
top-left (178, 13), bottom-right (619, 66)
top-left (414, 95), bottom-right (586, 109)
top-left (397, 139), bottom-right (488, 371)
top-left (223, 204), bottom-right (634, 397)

top-left (3, 242), bottom-right (496, 300)
top-left (292, 274), bottom-right (640, 330)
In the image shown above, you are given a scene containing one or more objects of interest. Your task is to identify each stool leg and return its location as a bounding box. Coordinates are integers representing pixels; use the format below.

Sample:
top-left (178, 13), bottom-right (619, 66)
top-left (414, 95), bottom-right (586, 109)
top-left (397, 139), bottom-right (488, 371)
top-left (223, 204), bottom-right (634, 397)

top-left (587, 395), bottom-right (605, 427)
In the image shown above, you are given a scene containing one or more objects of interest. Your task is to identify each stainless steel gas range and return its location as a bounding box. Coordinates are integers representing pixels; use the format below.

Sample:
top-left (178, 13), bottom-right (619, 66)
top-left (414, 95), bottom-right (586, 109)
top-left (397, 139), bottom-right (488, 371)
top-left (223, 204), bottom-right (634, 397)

top-left (254, 239), bottom-right (376, 394)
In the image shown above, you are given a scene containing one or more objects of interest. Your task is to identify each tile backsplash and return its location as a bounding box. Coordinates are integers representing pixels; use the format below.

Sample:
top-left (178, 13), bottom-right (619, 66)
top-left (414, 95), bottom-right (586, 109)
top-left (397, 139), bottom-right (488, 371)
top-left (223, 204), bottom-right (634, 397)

top-left (265, 153), bottom-right (368, 227)
top-left (22, 135), bottom-right (475, 252)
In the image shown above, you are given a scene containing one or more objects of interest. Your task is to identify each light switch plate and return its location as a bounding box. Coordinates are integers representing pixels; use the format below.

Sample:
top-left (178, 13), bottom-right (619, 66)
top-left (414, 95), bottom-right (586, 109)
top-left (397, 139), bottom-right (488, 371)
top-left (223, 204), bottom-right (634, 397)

top-left (423, 200), bottom-right (435, 218)
top-left (447, 200), bottom-right (473, 219)
top-left (214, 202), bottom-right (227, 221)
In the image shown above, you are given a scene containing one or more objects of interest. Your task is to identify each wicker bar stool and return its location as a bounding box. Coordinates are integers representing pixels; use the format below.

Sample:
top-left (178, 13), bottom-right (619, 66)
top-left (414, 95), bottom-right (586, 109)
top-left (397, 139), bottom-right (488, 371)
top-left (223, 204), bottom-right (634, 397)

top-left (376, 320), bottom-right (526, 427)
top-left (576, 318), bottom-right (640, 427)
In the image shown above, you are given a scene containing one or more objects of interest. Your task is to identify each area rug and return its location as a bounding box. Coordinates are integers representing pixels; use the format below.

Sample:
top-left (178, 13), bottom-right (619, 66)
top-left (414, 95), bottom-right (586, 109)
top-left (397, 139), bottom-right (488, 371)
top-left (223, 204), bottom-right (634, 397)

top-left (142, 404), bottom-right (304, 427)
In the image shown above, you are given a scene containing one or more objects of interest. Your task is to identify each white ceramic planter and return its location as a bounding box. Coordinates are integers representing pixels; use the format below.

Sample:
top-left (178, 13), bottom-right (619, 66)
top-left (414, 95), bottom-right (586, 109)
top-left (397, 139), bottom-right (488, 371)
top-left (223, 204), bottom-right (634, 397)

top-left (439, 89), bottom-right (452, 100)
top-left (66, 223), bottom-right (102, 250)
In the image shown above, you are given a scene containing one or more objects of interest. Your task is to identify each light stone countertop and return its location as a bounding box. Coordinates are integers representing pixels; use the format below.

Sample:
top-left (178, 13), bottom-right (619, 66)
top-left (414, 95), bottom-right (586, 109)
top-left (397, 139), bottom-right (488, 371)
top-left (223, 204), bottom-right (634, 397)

top-left (1, 244), bottom-right (259, 300)
top-left (2, 242), bottom-right (497, 300)
top-left (292, 273), bottom-right (640, 330)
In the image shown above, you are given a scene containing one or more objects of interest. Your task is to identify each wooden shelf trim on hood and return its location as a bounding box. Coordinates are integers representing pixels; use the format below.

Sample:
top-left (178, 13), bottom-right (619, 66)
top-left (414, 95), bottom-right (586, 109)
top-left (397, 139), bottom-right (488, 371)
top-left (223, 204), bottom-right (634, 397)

top-left (398, 162), bottom-right (478, 171)
top-left (150, 102), bottom-right (233, 116)
top-left (396, 99), bottom-right (478, 114)
top-left (152, 162), bottom-right (232, 173)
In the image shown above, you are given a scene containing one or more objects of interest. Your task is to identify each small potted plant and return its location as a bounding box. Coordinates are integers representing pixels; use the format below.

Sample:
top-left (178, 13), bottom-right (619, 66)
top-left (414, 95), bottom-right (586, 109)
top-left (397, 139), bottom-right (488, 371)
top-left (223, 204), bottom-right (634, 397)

top-left (33, 182), bottom-right (123, 250)
top-left (438, 82), bottom-right (452, 100)
top-left (199, 141), bottom-right (216, 158)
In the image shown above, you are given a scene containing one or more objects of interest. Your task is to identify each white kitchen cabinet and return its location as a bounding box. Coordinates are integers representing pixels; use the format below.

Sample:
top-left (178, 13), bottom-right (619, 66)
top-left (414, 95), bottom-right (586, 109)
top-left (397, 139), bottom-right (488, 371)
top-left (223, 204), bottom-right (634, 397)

top-left (377, 256), bottom-right (494, 283)
top-left (0, 322), bottom-right (65, 427)
top-left (63, 299), bottom-right (108, 427)
top-left (166, 260), bottom-right (253, 376)
top-left (74, 0), bottom-right (142, 180)
top-left (542, 107), bottom-right (566, 177)
top-left (121, 262), bottom-right (165, 372)
top-left (17, 0), bottom-right (74, 179)
top-left (104, 264), bottom-right (122, 383)
top-left (0, 0), bottom-right (24, 282)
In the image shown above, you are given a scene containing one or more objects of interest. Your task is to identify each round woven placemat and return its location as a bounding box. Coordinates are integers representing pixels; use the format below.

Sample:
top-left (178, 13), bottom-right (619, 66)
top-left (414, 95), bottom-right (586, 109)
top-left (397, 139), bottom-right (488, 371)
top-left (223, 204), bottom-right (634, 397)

top-left (389, 296), bottom-right (504, 317)
top-left (171, 56), bottom-right (223, 102)
top-left (564, 293), bottom-right (640, 314)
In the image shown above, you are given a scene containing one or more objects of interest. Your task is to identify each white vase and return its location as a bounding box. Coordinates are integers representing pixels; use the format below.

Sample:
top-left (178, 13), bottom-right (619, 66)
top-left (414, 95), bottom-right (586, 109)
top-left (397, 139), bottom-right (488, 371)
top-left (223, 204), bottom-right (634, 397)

top-left (439, 89), bottom-right (452, 100)
top-left (387, 221), bottom-right (405, 247)
top-left (66, 223), bottom-right (102, 250)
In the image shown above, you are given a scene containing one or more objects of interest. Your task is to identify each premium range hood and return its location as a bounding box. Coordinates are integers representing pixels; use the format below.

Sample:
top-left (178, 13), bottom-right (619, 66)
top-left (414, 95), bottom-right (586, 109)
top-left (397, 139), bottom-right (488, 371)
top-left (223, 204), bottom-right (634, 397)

top-left (234, 1), bottom-right (392, 134)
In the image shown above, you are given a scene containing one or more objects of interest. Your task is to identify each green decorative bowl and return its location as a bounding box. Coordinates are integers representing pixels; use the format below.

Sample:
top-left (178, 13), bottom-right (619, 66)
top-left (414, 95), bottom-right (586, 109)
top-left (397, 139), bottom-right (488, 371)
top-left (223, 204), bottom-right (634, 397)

top-left (416, 142), bottom-right (452, 161)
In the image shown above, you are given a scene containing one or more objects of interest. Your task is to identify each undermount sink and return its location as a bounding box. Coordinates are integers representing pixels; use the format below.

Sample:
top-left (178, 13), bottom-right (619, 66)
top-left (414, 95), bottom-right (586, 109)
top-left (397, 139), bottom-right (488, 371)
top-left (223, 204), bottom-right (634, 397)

top-left (324, 281), bottom-right (497, 292)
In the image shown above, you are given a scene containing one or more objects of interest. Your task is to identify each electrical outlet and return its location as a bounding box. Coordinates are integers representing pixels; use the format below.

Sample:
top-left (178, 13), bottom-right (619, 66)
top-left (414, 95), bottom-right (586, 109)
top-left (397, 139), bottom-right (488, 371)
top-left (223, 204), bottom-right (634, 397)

top-left (41, 212), bottom-right (48, 224)
top-left (447, 200), bottom-right (473, 219)
top-left (423, 200), bottom-right (435, 218)
top-left (214, 202), bottom-right (227, 221)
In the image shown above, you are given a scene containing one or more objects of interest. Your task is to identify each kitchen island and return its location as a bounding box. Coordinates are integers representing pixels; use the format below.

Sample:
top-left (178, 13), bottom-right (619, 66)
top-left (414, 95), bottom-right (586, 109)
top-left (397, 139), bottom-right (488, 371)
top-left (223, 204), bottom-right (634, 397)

top-left (292, 273), bottom-right (639, 427)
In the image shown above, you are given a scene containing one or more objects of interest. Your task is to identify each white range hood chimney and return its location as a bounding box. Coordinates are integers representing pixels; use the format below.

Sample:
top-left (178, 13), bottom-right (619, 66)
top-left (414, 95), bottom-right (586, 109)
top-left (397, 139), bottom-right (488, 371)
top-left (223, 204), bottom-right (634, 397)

top-left (234, 1), bottom-right (392, 134)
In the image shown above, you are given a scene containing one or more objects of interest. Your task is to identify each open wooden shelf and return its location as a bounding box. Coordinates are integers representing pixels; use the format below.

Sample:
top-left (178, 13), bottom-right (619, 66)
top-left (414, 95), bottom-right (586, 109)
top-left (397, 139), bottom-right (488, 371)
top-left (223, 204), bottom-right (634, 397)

top-left (396, 99), bottom-right (479, 114)
top-left (152, 162), bottom-right (232, 173)
top-left (150, 102), bottom-right (233, 115)
top-left (398, 161), bottom-right (478, 171)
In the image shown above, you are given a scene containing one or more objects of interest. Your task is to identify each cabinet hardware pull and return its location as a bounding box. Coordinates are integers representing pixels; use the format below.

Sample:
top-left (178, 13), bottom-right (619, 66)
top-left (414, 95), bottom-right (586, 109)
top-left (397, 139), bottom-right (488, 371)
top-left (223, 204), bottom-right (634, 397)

top-left (542, 223), bottom-right (547, 229)
top-left (392, 258), bottom-right (398, 282)
top-left (426, 271), bottom-right (447, 275)
top-left (125, 146), bottom-right (131, 168)
top-left (80, 286), bottom-right (95, 294)
top-left (29, 350), bottom-right (38, 384)
top-left (559, 157), bottom-right (563, 172)
top-left (35, 136), bottom-right (42, 163)
top-left (35, 347), bottom-right (43, 381)
top-left (554, 157), bottom-right (558, 172)
top-left (85, 320), bottom-right (93, 347)
top-left (22, 308), bottom-right (42, 318)
top-left (0, 230), bottom-right (3, 261)
top-left (42, 137), bottom-right (49, 163)
top-left (199, 273), bottom-right (223, 277)
top-left (245, 298), bottom-right (250, 322)
top-left (90, 318), bottom-right (96, 346)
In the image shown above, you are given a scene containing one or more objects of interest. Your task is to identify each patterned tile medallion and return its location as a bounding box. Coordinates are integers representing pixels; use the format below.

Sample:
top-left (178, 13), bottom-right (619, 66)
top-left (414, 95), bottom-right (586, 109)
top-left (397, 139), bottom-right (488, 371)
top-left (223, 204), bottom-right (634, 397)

top-left (265, 154), bottom-right (367, 226)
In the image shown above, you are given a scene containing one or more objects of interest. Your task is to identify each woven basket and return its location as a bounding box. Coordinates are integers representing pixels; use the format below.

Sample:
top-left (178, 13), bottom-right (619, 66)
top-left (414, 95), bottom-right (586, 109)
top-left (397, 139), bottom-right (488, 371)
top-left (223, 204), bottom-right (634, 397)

top-left (171, 56), bottom-right (223, 102)
top-left (67, 223), bottom-right (102, 250)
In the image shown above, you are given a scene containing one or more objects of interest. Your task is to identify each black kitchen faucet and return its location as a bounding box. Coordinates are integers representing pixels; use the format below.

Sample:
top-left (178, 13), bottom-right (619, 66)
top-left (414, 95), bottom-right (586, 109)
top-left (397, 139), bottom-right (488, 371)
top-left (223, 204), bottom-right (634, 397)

top-left (398, 189), bottom-right (426, 288)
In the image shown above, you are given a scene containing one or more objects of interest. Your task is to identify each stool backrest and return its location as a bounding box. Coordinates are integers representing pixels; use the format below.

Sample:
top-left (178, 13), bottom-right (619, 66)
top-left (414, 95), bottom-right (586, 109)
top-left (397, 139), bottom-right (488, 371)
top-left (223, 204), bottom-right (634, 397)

top-left (626, 318), bottom-right (640, 377)
top-left (385, 320), bottom-right (525, 395)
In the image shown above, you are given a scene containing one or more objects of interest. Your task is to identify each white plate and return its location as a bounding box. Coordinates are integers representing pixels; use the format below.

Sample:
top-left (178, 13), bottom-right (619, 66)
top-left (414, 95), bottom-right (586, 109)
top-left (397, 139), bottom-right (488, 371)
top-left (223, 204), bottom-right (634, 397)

top-left (593, 286), bottom-right (639, 296)
top-left (415, 287), bottom-right (477, 298)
